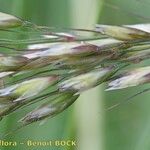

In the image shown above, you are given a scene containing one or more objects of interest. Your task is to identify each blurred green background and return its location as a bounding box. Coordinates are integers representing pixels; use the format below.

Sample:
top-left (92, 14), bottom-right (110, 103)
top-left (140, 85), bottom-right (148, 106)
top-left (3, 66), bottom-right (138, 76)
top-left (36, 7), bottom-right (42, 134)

top-left (0, 0), bottom-right (150, 150)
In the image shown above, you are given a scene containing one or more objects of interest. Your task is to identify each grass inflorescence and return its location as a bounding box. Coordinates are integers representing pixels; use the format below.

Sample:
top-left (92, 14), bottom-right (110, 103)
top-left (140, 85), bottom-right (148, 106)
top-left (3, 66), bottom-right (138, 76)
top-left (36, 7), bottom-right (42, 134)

top-left (0, 12), bottom-right (150, 130)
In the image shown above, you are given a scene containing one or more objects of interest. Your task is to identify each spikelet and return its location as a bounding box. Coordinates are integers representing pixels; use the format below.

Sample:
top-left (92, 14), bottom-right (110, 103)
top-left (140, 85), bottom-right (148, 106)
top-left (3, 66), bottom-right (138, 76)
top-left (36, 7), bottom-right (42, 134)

top-left (0, 12), bottom-right (22, 28)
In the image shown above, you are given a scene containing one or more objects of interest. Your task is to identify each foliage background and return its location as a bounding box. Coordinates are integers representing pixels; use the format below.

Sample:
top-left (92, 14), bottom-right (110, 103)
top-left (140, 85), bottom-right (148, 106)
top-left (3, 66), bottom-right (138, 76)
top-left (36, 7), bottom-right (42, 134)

top-left (0, 0), bottom-right (150, 150)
